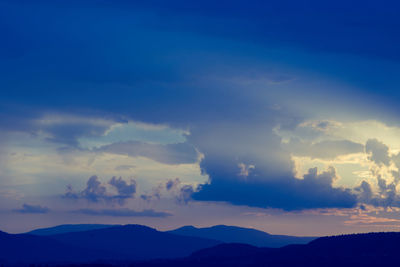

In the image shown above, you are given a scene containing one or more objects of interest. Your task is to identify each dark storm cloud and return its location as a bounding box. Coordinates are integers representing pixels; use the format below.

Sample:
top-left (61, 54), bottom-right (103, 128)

top-left (14, 203), bottom-right (50, 214)
top-left (2, 0), bottom-right (400, 215)
top-left (96, 141), bottom-right (198, 165)
top-left (73, 208), bottom-right (172, 217)
top-left (193, 166), bottom-right (356, 211)
top-left (183, 123), bottom-right (357, 211)
top-left (7, 0), bottom-right (398, 61)
top-left (1, 0), bottom-right (400, 129)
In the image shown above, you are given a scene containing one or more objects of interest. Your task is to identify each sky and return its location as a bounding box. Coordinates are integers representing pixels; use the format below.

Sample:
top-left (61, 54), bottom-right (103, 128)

top-left (1, 0), bottom-right (400, 236)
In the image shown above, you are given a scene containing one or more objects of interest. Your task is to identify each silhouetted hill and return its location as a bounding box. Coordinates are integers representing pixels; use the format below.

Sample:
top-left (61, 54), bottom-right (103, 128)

top-left (0, 231), bottom-right (111, 265)
top-left (4, 225), bottom-right (400, 266)
top-left (48, 225), bottom-right (221, 261)
top-left (130, 232), bottom-right (400, 267)
top-left (0, 225), bottom-right (220, 265)
top-left (190, 243), bottom-right (271, 260)
top-left (28, 224), bottom-right (119, 236)
top-left (167, 225), bottom-right (316, 247)
top-left (306, 232), bottom-right (400, 258)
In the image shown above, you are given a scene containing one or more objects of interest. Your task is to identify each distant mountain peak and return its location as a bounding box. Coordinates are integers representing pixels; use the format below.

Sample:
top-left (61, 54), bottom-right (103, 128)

top-left (177, 225), bottom-right (198, 230)
top-left (0, 230), bottom-right (8, 236)
top-left (27, 224), bottom-right (119, 236)
top-left (111, 224), bottom-right (158, 232)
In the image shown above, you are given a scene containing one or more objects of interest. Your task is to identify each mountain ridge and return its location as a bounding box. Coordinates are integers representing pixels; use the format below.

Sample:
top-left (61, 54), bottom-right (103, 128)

top-left (27, 224), bottom-right (119, 236)
top-left (167, 224), bottom-right (316, 247)
top-left (0, 224), bottom-right (221, 264)
top-left (131, 232), bottom-right (400, 267)
top-left (2, 225), bottom-right (400, 266)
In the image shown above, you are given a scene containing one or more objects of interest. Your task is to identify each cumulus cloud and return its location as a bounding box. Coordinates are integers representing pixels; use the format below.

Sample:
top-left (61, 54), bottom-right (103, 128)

top-left (284, 138), bottom-right (364, 159)
top-left (177, 185), bottom-right (195, 204)
top-left (109, 176), bottom-right (136, 198)
top-left (81, 175), bottom-right (108, 202)
top-left (354, 179), bottom-right (400, 208)
top-left (166, 178), bottom-right (181, 191)
top-left (96, 141), bottom-right (198, 165)
top-left (181, 121), bottom-right (358, 210)
top-left (354, 181), bottom-right (373, 203)
top-left (355, 140), bottom-right (400, 208)
top-left (64, 175), bottom-right (137, 205)
top-left (140, 178), bottom-right (193, 203)
top-left (352, 139), bottom-right (400, 208)
top-left (140, 185), bottom-right (162, 203)
top-left (14, 203), bottom-right (50, 214)
top-left (365, 138), bottom-right (391, 166)
top-left (73, 208), bottom-right (172, 217)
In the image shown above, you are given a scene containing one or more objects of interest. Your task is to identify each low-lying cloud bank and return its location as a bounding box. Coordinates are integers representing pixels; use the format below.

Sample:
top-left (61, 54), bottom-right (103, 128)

top-left (14, 203), bottom-right (50, 214)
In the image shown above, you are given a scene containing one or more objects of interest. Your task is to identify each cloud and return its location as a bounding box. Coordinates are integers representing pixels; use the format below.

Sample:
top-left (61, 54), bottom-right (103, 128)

top-left (355, 176), bottom-right (400, 208)
top-left (109, 176), bottom-right (136, 198)
top-left (141, 178), bottom-right (197, 203)
top-left (2, 0), bottom-right (398, 221)
top-left (33, 114), bottom-right (115, 147)
top-left (344, 213), bottom-right (400, 226)
top-left (182, 122), bottom-right (357, 210)
top-left (81, 175), bottom-right (108, 202)
top-left (14, 203), bottom-right (50, 214)
top-left (177, 185), bottom-right (195, 204)
top-left (96, 141), bottom-right (198, 165)
top-left (193, 166), bottom-right (357, 211)
top-left (354, 181), bottom-right (373, 203)
top-left (238, 163), bottom-right (255, 178)
top-left (64, 175), bottom-right (137, 205)
top-left (166, 178), bottom-right (181, 191)
top-left (284, 138), bottom-right (364, 159)
top-left (73, 208), bottom-right (172, 217)
top-left (140, 186), bottom-right (162, 203)
top-left (355, 178), bottom-right (400, 208)
top-left (352, 139), bottom-right (400, 208)
top-left (365, 138), bottom-right (391, 166)
top-left (114, 165), bottom-right (135, 171)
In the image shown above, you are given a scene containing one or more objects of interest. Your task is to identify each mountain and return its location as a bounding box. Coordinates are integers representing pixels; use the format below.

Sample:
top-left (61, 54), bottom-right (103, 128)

top-left (48, 225), bottom-right (221, 261)
top-left (0, 230), bottom-right (109, 264)
top-left (27, 224), bottom-right (118, 236)
top-left (131, 232), bottom-right (400, 267)
top-left (0, 225), bottom-right (221, 264)
top-left (7, 224), bottom-right (399, 266)
top-left (28, 224), bottom-right (316, 248)
top-left (167, 225), bottom-right (316, 247)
